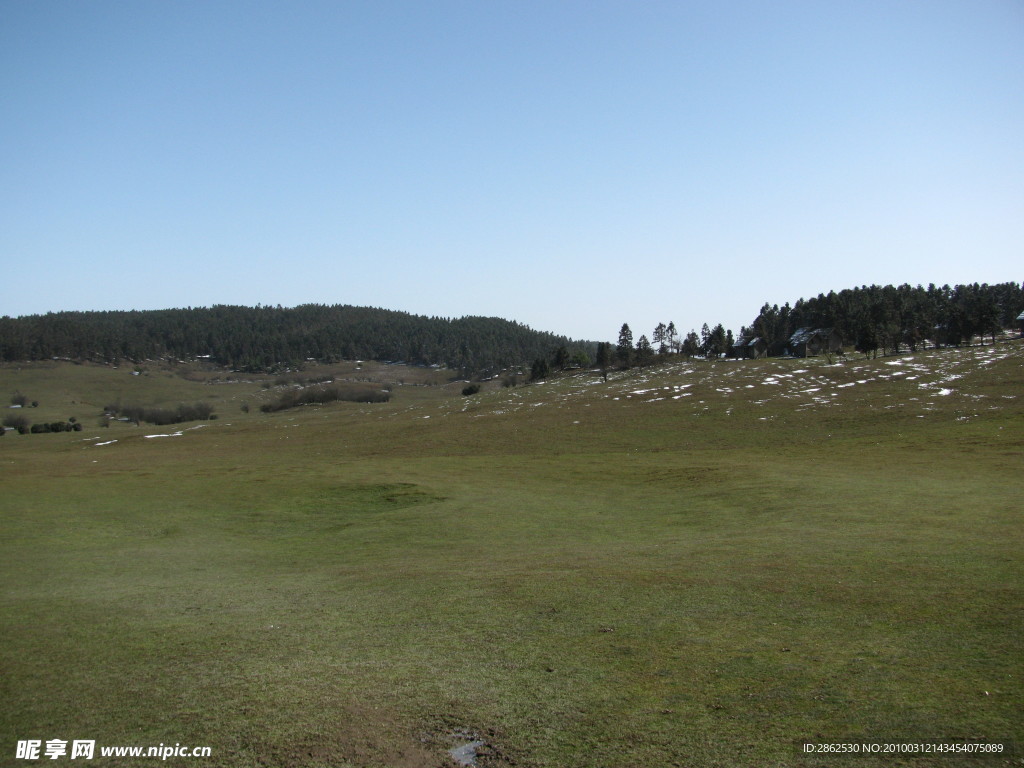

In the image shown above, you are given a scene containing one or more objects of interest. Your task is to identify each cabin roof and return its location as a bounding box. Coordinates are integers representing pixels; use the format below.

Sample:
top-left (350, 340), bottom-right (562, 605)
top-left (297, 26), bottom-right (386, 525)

top-left (789, 327), bottom-right (835, 345)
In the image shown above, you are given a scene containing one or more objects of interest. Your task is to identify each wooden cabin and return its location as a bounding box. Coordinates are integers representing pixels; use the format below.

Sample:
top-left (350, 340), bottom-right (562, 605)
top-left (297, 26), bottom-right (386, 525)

top-left (787, 327), bottom-right (843, 357)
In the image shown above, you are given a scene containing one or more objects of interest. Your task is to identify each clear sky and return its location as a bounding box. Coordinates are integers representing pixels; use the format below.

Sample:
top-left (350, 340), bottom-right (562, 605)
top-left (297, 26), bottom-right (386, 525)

top-left (2, 1), bottom-right (1021, 343)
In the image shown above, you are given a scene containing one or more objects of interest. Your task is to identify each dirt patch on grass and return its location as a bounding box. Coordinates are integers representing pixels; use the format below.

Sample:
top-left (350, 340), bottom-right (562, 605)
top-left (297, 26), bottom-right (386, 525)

top-left (251, 708), bottom-right (438, 768)
top-left (251, 713), bottom-right (518, 768)
top-left (642, 466), bottom-right (730, 489)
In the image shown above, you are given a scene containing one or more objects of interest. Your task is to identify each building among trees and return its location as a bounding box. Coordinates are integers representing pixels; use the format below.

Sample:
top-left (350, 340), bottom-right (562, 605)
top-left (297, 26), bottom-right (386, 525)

top-left (731, 336), bottom-right (768, 359)
top-left (787, 328), bottom-right (843, 357)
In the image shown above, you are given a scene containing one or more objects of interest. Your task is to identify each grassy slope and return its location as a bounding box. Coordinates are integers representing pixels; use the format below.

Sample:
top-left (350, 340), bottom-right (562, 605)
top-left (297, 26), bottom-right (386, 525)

top-left (1, 345), bottom-right (1022, 767)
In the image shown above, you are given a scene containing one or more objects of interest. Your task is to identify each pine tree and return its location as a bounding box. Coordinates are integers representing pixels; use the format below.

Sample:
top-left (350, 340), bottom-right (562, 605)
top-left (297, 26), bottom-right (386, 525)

top-left (554, 345), bottom-right (570, 370)
top-left (665, 321), bottom-right (679, 354)
top-left (617, 324), bottom-right (634, 368)
top-left (635, 335), bottom-right (654, 367)
top-left (707, 324), bottom-right (726, 359)
top-left (682, 331), bottom-right (700, 359)
top-left (652, 323), bottom-right (666, 349)
top-left (530, 358), bottom-right (550, 381)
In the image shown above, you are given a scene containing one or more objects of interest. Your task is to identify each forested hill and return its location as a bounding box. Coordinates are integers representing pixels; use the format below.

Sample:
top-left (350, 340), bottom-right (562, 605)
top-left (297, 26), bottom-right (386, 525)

top-left (0, 305), bottom-right (593, 374)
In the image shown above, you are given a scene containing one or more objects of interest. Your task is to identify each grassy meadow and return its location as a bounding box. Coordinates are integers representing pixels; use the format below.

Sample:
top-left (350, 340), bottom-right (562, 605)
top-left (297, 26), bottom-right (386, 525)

top-left (1, 344), bottom-right (1022, 767)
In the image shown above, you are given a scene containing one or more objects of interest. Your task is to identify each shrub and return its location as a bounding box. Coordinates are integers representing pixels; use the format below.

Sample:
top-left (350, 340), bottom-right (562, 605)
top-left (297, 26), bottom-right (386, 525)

top-left (28, 421), bottom-right (76, 434)
top-left (530, 358), bottom-right (550, 381)
top-left (260, 383), bottom-right (391, 413)
top-left (462, 384), bottom-right (481, 396)
top-left (10, 392), bottom-right (27, 407)
top-left (104, 401), bottom-right (217, 426)
top-left (3, 413), bottom-right (30, 430)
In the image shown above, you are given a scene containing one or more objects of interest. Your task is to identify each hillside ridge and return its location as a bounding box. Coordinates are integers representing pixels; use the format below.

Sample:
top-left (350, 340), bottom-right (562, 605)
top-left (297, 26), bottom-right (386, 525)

top-left (0, 303), bottom-right (593, 375)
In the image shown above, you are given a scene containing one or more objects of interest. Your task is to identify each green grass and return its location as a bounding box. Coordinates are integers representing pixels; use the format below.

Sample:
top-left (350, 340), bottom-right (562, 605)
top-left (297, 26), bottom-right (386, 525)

top-left (1, 345), bottom-right (1022, 767)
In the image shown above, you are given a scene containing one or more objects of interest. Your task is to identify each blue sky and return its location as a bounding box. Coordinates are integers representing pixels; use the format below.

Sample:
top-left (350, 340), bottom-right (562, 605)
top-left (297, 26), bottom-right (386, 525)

top-left (2, 1), bottom-right (1021, 343)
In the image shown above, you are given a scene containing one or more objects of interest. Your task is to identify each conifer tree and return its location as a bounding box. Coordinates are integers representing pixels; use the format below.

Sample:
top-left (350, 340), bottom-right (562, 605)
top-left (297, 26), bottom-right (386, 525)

top-left (665, 321), bottom-right (679, 354)
top-left (554, 345), bottom-right (570, 370)
top-left (635, 335), bottom-right (654, 367)
top-left (707, 324), bottom-right (726, 359)
top-left (682, 331), bottom-right (700, 359)
top-left (617, 324), bottom-right (634, 368)
top-left (652, 323), bottom-right (666, 349)
top-left (530, 358), bottom-right (550, 381)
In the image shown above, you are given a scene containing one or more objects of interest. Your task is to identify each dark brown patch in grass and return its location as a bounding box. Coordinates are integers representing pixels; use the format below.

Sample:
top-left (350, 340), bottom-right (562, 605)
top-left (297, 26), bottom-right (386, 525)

top-left (251, 710), bottom-right (439, 768)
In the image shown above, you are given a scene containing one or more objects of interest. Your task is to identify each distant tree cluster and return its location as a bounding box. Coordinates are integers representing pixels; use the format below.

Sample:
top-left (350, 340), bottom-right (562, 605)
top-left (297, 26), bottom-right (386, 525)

top-left (524, 342), bottom-right (592, 383)
top-left (0, 305), bottom-right (595, 376)
top-left (609, 281), bottom-right (1022, 370)
top-left (258, 384), bottom-right (390, 413)
top-left (2, 413), bottom-right (81, 435)
top-left (744, 282), bottom-right (1023, 357)
top-left (613, 319), bottom-right (732, 368)
top-left (105, 401), bottom-right (217, 426)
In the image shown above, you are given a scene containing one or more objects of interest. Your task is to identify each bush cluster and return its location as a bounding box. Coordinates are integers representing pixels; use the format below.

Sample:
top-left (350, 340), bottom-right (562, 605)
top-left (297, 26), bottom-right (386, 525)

top-left (30, 421), bottom-right (83, 433)
top-left (105, 401), bottom-right (217, 425)
top-left (259, 384), bottom-right (390, 413)
top-left (461, 384), bottom-right (481, 396)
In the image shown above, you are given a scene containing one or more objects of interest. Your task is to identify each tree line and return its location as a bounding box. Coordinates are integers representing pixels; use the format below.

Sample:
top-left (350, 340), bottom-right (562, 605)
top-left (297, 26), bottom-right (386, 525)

top-left (744, 282), bottom-right (1023, 357)
top-left (608, 281), bottom-right (1022, 369)
top-left (0, 304), bottom-right (594, 376)
top-left (2, 282), bottom-right (1018, 378)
